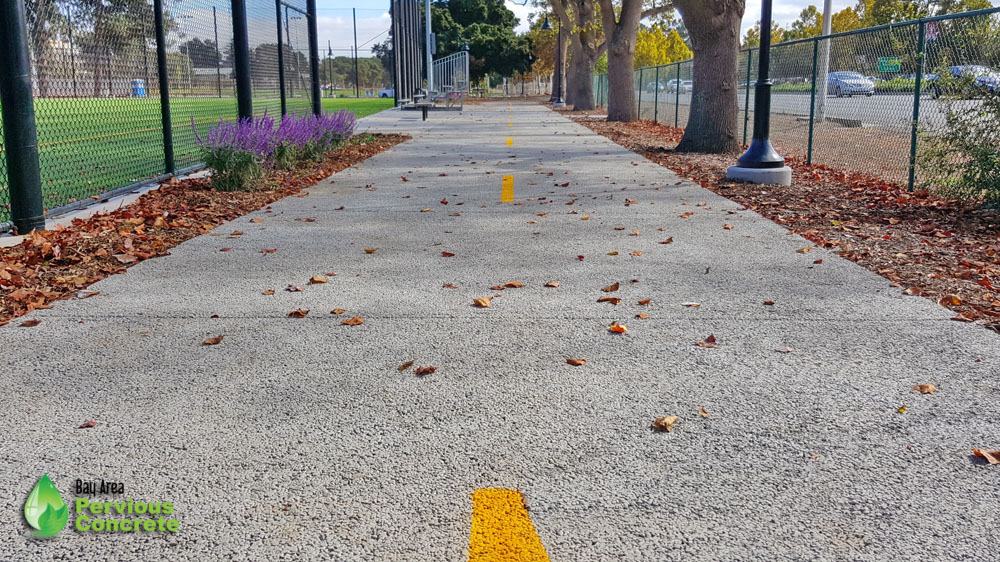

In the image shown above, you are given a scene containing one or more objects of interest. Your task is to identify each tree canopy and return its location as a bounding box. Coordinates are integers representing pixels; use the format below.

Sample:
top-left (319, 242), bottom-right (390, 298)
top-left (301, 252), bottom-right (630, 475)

top-left (430, 0), bottom-right (533, 82)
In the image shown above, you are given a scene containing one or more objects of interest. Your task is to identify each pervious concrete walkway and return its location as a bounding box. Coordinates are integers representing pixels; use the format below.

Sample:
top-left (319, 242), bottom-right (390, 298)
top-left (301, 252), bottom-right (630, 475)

top-left (2, 103), bottom-right (998, 561)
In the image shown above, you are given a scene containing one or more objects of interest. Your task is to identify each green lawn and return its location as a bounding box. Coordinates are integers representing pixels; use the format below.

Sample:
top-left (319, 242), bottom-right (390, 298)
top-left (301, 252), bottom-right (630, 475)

top-left (0, 95), bottom-right (393, 221)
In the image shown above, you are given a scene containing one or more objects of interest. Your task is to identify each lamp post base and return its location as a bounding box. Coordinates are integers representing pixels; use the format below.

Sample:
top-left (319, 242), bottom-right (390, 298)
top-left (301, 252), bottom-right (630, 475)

top-left (726, 165), bottom-right (792, 186)
top-left (553, 101), bottom-right (566, 108)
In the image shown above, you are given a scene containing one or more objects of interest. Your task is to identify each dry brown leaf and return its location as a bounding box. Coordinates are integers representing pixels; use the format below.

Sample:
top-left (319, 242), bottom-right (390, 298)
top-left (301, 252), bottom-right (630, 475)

top-left (398, 360), bottom-right (414, 371)
top-left (202, 335), bottom-right (224, 345)
top-left (607, 251), bottom-right (619, 256)
top-left (897, 405), bottom-right (907, 413)
top-left (414, 366), bottom-right (437, 376)
top-left (113, 253), bottom-right (138, 264)
top-left (286, 285), bottom-right (305, 292)
top-left (441, 251), bottom-right (456, 257)
top-left (219, 247), bottom-right (231, 252)
top-left (20, 319), bottom-right (42, 327)
top-left (938, 294), bottom-right (962, 306)
top-left (341, 316), bottom-right (364, 326)
top-left (614, 227), bottom-right (625, 231)
top-left (775, 347), bottom-right (794, 353)
top-left (544, 281), bottom-right (560, 288)
top-left (903, 287), bottom-right (922, 296)
top-left (288, 308), bottom-right (310, 318)
top-left (597, 296), bottom-right (621, 305)
top-left (421, 208), bottom-right (431, 212)
top-left (473, 297), bottom-right (492, 308)
top-left (681, 302), bottom-right (700, 308)
top-left (566, 358), bottom-right (587, 366)
top-left (250, 218), bottom-right (263, 223)
top-left (723, 224), bottom-right (734, 230)
top-left (78, 421), bottom-right (98, 429)
top-left (442, 283), bottom-right (458, 289)
top-left (601, 282), bottom-right (620, 293)
top-left (491, 285), bottom-right (506, 291)
top-left (695, 334), bottom-right (717, 348)
top-left (796, 246), bottom-right (813, 254)
top-left (699, 407), bottom-right (709, 418)
top-left (763, 300), bottom-right (775, 306)
top-left (364, 248), bottom-right (378, 254)
top-left (913, 383), bottom-right (937, 394)
top-left (309, 275), bottom-right (328, 284)
top-left (630, 251), bottom-right (643, 256)
top-left (635, 313), bottom-right (650, 319)
top-left (609, 323), bottom-right (627, 334)
top-left (505, 281), bottom-right (525, 288)
top-left (260, 249), bottom-right (277, 254)
top-left (973, 449), bottom-right (1000, 465)
top-left (331, 308), bottom-right (346, 314)
top-left (651, 415), bottom-right (679, 432)
top-left (262, 289), bottom-right (275, 295)
top-left (658, 238), bottom-right (674, 244)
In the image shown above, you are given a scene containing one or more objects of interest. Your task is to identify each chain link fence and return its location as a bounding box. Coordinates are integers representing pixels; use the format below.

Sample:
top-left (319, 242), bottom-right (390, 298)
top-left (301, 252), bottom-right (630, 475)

top-left (0, 0), bottom-right (325, 226)
top-left (596, 7), bottom-right (1000, 192)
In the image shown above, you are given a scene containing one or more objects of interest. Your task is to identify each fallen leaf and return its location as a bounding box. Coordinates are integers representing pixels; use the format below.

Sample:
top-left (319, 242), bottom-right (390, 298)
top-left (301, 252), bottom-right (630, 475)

top-left (544, 281), bottom-right (560, 288)
top-left (491, 285), bottom-right (507, 291)
top-left (504, 281), bottom-right (524, 288)
top-left (78, 421), bottom-right (98, 429)
top-left (796, 246), bottom-right (813, 253)
top-left (597, 296), bottom-right (622, 305)
top-left (441, 198), bottom-right (448, 205)
top-left (286, 285), bottom-right (304, 292)
top-left (699, 407), bottom-right (709, 418)
top-left (202, 335), bottom-right (224, 345)
top-left (250, 218), bottom-right (263, 223)
top-left (938, 295), bottom-right (961, 306)
top-left (763, 300), bottom-right (775, 306)
top-left (681, 302), bottom-right (701, 308)
top-left (913, 383), bottom-right (937, 394)
top-left (398, 360), bottom-right (414, 371)
top-left (614, 227), bottom-right (625, 231)
top-left (632, 231), bottom-right (640, 236)
top-left (630, 251), bottom-right (643, 256)
top-left (20, 319), bottom-right (41, 327)
top-left (897, 405), bottom-right (907, 413)
top-left (442, 283), bottom-right (458, 289)
top-left (903, 287), bottom-right (922, 296)
top-left (775, 347), bottom-right (794, 353)
top-left (260, 249), bottom-right (277, 254)
top-left (658, 238), bottom-right (673, 244)
top-left (331, 309), bottom-right (346, 314)
top-left (695, 334), bottom-right (717, 348)
top-left (421, 208), bottom-right (431, 212)
top-left (723, 224), bottom-right (734, 230)
top-left (607, 251), bottom-right (619, 256)
top-left (262, 289), bottom-right (275, 295)
top-left (288, 308), bottom-right (310, 318)
top-left (364, 248), bottom-right (378, 254)
top-left (414, 366), bottom-right (437, 376)
top-left (113, 253), bottom-right (138, 264)
top-left (635, 313), bottom-right (650, 319)
top-left (973, 449), bottom-right (1000, 465)
top-left (577, 255), bottom-right (585, 261)
top-left (75, 291), bottom-right (100, 299)
top-left (309, 275), bottom-right (328, 284)
top-left (219, 247), bottom-right (231, 252)
top-left (609, 323), bottom-right (627, 334)
top-left (473, 297), bottom-right (492, 308)
top-left (651, 415), bottom-right (679, 432)
top-left (341, 316), bottom-right (364, 326)
top-left (566, 358), bottom-right (587, 366)
top-left (601, 282), bottom-right (620, 293)
top-left (401, 176), bottom-right (409, 182)
top-left (441, 251), bottom-right (456, 257)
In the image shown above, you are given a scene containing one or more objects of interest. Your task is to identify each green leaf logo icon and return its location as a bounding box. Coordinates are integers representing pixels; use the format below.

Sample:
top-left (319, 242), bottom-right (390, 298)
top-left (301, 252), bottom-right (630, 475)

top-left (24, 475), bottom-right (68, 537)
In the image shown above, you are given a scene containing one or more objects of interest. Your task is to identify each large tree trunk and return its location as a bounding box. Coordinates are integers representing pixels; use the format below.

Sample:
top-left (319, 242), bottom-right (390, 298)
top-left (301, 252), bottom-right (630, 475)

top-left (674, 0), bottom-right (745, 153)
top-left (597, 0), bottom-right (644, 122)
top-left (551, 0), bottom-right (600, 111)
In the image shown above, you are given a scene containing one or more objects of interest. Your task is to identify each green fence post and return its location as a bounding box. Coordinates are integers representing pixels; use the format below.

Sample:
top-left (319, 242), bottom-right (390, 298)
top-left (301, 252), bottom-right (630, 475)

top-left (807, 39), bottom-right (819, 164)
top-left (907, 21), bottom-right (926, 192)
top-left (743, 49), bottom-right (753, 146)
top-left (152, 0), bottom-right (174, 174)
top-left (653, 66), bottom-right (660, 122)
top-left (637, 67), bottom-right (644, 119)
top-left (231, 0), bottom-right (253, 119)
top-left (674, 63), bottom-right (680, 127)
top-left (0, 0), bottom-right (45, 233)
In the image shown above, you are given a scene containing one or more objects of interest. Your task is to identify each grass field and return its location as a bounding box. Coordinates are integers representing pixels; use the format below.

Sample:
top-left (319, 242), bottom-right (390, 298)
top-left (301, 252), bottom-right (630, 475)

top-left (0, 95), bottom-right (393, 221)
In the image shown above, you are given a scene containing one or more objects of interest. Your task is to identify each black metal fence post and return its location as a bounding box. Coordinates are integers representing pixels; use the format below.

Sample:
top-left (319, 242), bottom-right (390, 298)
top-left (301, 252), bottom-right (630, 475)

top-left (275, 0), bottom-right (287, 115)
top-left (0, 0), bottom-right (46, 233)
top-left (231, 0), bottom-right (253, 119)
top-left (307, 0), bottom-right (322, 115)
top-left (213, 7), bottom-right (223, 98)
top-left (153, 0), bottom-right (174, 174)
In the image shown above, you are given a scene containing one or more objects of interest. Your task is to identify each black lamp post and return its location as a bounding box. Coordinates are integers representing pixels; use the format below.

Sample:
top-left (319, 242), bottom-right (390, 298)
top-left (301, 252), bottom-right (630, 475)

top-left (737, 0), bottom-right (783, 169)
top-left (541, 15), bottom-right (564, 107)
top-left (727, 0), bottom-right (792, 185)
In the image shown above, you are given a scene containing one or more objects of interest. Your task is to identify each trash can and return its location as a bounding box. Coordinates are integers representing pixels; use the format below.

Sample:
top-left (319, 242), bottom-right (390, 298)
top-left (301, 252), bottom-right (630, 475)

top-left (131, 79), bottom-right (146, 98)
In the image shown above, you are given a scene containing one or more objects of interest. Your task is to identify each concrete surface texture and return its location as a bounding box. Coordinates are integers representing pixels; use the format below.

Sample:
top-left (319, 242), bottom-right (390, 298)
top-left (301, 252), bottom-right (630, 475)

top-left (1, 102), bottom-right (998, 561)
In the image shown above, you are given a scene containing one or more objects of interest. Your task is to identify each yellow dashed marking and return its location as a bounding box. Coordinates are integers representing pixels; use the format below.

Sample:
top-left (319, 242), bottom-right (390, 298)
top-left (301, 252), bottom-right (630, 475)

top-left (508, 123), bottom-right (514, 127)
top-left (506, 137), bottom-right (513, 147)
top-left (469, 489), bottom-right (549, 562)
top-left (501, 175), bottom-right (514, 202)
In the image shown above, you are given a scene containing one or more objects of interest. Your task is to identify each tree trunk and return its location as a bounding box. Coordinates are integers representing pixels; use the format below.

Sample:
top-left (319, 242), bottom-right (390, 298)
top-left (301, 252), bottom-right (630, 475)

top-left (551, 0), bottom-right (599, 110)
top-left (598, 0), bottom-right (643, 122)
top-left (674, 0), bottom-right (745, 153)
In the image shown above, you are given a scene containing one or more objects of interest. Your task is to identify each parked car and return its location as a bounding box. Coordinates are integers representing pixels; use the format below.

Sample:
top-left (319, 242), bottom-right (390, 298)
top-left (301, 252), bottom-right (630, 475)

top-left (645, 82), bottom-right (665, 93)
top-left (681, 80), bottom-right (693, 92)
top-left (926, 65), bottom-right (1000, 98)
top-left (827, 72), bottom-right (875, 97)
top-left (662, 79), bottom-right (692, 93)
top-left (379, 88), bottom-right (394, 98)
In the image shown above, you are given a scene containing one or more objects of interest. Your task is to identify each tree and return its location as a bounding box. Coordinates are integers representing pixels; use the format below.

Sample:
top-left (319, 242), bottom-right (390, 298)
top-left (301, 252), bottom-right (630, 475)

top-left (742, 20), bottom-right (785, 48)
top-left (550, 0), bottom-right (603, 110)
top-left (372, 38), bottom-right (394, 78)
top-left (598, 0), bottom-right (675, 122)
top-left (673, 0), bottom-right (745, 153)
top-left (785, 5), bottom-right (821, 40)
top-left (633, 23), bottom-right (692, 67)
top-left (430, 0), bottom-right (533, 83)
top-left (179, 38), bottom-right (220, 68)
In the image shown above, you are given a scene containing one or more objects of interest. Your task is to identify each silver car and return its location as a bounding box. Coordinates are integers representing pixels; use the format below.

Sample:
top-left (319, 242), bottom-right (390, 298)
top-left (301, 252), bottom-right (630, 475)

top-left (827, 71), bottom-right (875, 97)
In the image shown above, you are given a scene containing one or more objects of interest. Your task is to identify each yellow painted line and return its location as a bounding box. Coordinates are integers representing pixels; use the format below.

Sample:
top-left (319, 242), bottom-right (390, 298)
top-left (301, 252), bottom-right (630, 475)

top-left (501, 175), bottom-right (514, 202)
top-left (469, 489), bottom-right (549, 562)
top-left (505, 137), bottom-right (513, 147)
top-left (508, 123), bottom-right (514, 127)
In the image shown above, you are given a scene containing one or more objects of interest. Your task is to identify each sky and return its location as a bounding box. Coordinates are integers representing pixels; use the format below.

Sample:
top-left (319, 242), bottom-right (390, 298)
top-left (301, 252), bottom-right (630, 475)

top-left (316, 0), bottom-right (1000, 56)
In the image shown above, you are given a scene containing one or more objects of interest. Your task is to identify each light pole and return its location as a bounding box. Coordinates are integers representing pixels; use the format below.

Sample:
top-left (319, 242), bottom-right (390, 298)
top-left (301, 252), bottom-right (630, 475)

top-left (461, 43), bottom-right (470, 94)
top-left (541, 15), bottom-right (564, 107)
top-left (726, 0), bottom-right (792, 186)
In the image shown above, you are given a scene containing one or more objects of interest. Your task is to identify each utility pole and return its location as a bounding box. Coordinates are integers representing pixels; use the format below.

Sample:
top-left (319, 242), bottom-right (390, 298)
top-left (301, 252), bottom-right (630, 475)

top-left (815, 0), bottom-right (832, 121)
top-left (424, 0), bottom-right (433, 93)
top-left (354, 8), bottom-right (360, 98)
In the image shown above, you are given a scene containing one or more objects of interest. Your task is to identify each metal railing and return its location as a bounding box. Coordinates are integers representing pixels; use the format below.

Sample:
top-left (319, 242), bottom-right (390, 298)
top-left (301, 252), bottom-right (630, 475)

top-left (595, 7), bottom-right (1000, 192)
top-left (0, 0), bottom-right (326, 229)
top-left (431, 51), bottom-right (470, 95)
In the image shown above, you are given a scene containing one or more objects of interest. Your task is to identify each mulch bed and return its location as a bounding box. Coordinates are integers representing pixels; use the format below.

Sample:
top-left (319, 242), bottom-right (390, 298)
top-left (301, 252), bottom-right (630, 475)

top-left (571, 115), bottom-right (1000, 333)
top-left (0, 133), bottom-right (409, 326)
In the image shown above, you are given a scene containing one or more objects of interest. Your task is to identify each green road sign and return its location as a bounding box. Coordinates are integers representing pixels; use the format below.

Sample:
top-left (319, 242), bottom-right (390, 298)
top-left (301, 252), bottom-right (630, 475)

top-left (878, 57), bottom-right (902, 73)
